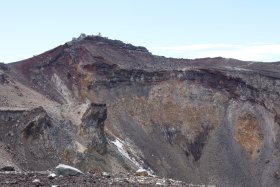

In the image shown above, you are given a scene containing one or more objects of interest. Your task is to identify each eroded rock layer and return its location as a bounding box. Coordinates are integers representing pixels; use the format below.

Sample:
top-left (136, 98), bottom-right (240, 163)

top-left (1, 35), bottom-right (280, 187)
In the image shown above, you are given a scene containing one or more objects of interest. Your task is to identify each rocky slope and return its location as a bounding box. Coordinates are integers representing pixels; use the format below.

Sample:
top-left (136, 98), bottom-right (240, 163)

top-left (0, 170), bottom-right (204, 187)
top-left (1, 35), bottom-right (280, 186)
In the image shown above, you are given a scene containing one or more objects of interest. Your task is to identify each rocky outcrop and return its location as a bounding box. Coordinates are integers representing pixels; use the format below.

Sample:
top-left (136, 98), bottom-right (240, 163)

top-left (0, 73), bottom-right (9, 84)
top-left (22, 107), bottom-right (53, 140)
top-left (0, 107), bottom-right (61, 170)
top-left (79, 103), bottom-right (107, 155)
top-left (0, 63), bottom-right (9, 71)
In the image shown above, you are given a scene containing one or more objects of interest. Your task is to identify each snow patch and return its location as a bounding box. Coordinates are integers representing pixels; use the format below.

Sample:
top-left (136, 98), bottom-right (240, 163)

top-left (55, 164), bottom-right (82, 172)
top-left (112, 138), bottom-right (154, 175)
top-left (112, 138), bottom-right (138, 166)
top-left (55, 164), bottom-right (83, 176)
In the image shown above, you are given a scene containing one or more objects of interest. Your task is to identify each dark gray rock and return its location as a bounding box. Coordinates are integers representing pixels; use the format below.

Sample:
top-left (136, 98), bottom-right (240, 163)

top-left (79, 103), bottom-right (107, 155)
top-left (0, 63), bottom-right (9, 71)
top-left (0, 74), bottom-right (8, 84)
top-left (22, 107), bottom-right (53, 140)
top-left (0, 166), bottom-right (15, 171)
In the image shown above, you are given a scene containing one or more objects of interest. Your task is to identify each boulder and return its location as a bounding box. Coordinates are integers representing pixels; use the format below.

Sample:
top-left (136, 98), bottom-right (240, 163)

top-left (0, 166), bottom-right (15, 171)
top-left (32, 179), bottom-right (43, 186)
top-left (135, 168), bottom-right (149, 177)
top-left (48, 173), bottom-right (56, 179)
top-left (274, 171), bottom-right (280, 180)
top-left (102, 171), bottom-right (110, 178)
top-left (54, 164), bottom-right (84, 176)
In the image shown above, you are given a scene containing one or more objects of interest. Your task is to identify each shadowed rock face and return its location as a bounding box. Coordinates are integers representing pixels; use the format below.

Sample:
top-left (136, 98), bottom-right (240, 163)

top-left (0, 107), bottom-right (62, 170)
top-left (79, 103), bottom-right (107, 155)
top-left (1, 35), bottom-right (280, 186)
top-left (22, 107), bottom-right (53, 140)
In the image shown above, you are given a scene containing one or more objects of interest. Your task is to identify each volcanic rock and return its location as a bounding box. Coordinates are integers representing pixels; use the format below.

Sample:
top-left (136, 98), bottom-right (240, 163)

top-left (135, 169), bottom-right (149, 176)
top-left (0, 166), bottom-right (15, 172)
top-left (0, 35), bottom-right (280, 187)
top-left (79, 103), bottom-right (107, 155)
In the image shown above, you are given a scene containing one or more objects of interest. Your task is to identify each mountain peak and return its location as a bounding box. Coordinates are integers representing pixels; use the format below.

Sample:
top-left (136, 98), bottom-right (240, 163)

top-left (67, 34), bottom-right (150, 54)
top-left (1, 35), bottom-right (280, 187)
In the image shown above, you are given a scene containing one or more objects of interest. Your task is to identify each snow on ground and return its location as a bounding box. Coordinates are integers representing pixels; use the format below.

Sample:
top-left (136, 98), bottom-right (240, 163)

top-left (112, 138), bottom-right (142, 168)
top-left (111, 138), bottom-right (153, 174)
top-left (55, 164), bottom-right (83, 174)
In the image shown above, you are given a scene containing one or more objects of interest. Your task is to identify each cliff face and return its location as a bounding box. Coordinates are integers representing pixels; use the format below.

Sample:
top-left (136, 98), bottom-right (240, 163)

top-left (1, 35), bottom-right (280, 186)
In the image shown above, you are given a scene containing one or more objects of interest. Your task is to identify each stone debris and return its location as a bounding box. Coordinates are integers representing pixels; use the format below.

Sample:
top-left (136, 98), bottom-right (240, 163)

top-left (0, 171), bottom-right (208, 186)
top-left (274, 171), bottom-right (280, 179)
top-left (48, 173), bottom-right (56, 179)
top-left (32, 178), bottom-right (43, 186)
top-left (135, 168), bottom-right (149, 176)
top-left (32, 179), bottom-right (40, 183)
top-left (102, 171), bottom-right (110, 178)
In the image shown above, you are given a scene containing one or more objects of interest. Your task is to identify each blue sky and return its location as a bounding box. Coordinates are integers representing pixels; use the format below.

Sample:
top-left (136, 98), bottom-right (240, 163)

top-left (1, 0), bottom-right (280, 63)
